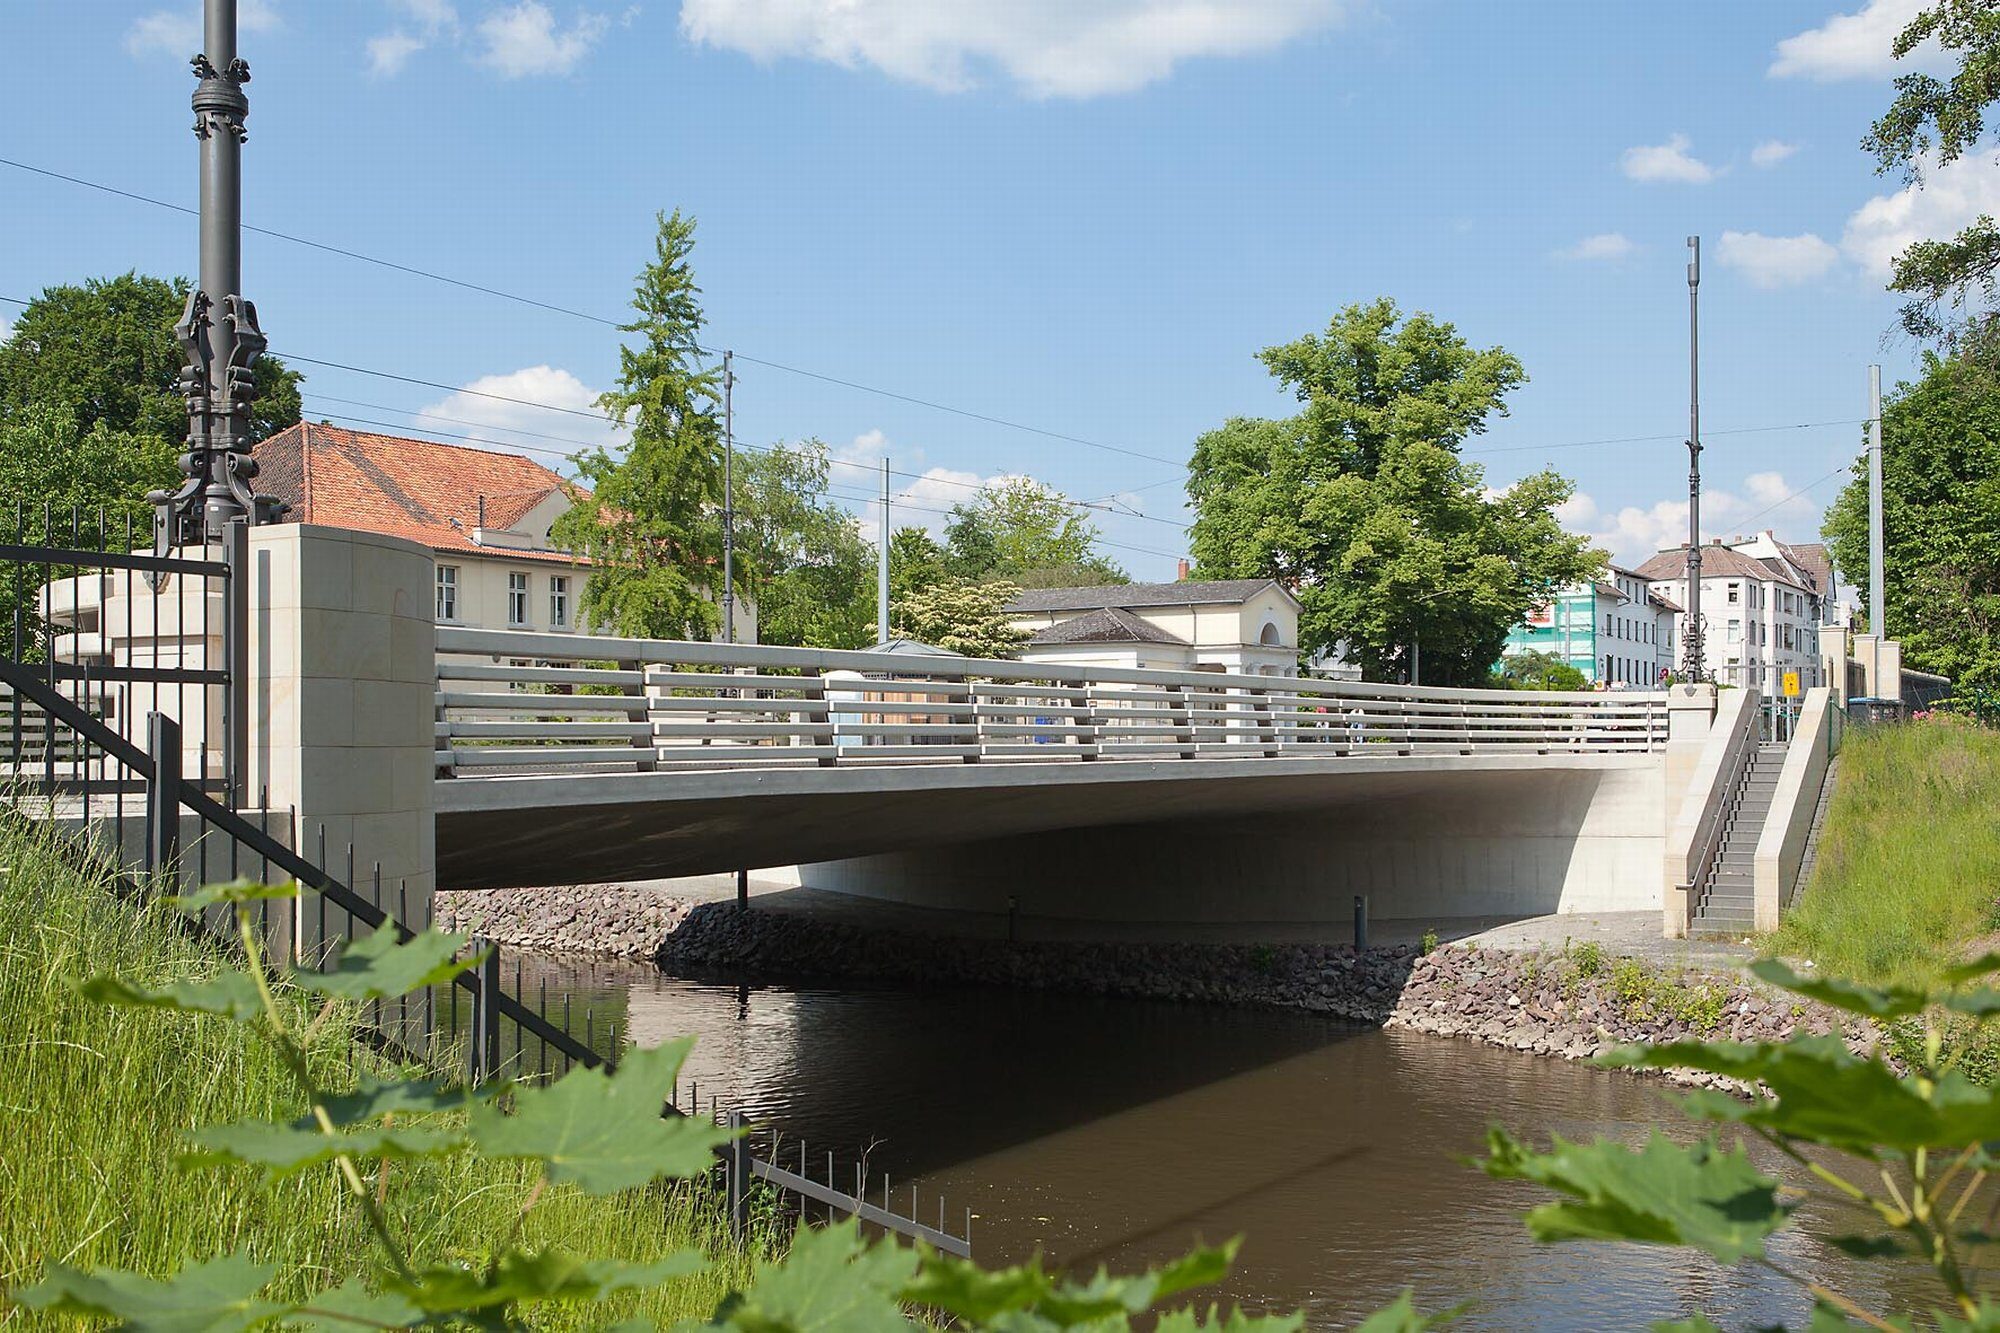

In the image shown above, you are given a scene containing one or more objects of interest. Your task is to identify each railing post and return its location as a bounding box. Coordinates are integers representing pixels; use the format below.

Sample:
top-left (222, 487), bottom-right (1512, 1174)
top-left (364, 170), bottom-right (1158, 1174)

top-left (802, 669), bottom-right (836, 767)
top-left (468, 938), bottom-right (500, 1084)
top-left (725, 1109), bottom-right (749, 1239)
top-left (1076, 681), bottom-right (1100, 760)
top-left (952, 673), bottom-right (979, 763)
top-left (222, 517), bottom-right (249, 806)
top-left (1251, 687), bottom-right (1278, 757)
top-left (1168, 683), bottom-right (1194, 759)
top-left (631, 658), bottom-right (658, 772)
top-left (146, 711), bottom-right (182, 879)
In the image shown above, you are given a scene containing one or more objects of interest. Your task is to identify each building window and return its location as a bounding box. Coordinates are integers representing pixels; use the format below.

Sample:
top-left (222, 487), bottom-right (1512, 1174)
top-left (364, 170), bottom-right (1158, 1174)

top-left (549, 575), bottom-right (570, 629)
top-left (436, 565), bottom-right (458, 622)
top-left (507, 571), bottom-right (530, 627)
top-left (1726, 621), bottom-right (1740, 644)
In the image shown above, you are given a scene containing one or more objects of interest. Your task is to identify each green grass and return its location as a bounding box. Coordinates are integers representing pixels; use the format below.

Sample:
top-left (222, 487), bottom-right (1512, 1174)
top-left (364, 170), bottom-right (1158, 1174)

top-left (1768, 719), bottom-right (2000, 990)
top-left (0, 814), bottom-right (758, 1325)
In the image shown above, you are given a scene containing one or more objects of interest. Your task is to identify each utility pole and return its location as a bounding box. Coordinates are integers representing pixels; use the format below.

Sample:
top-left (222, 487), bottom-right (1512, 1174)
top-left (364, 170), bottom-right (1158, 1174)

top-left (722, 350), bottom-right (735, 643)
top-left (151, 0), bottom-right (282, 550)
top-left (1867, 364), bottom-right (1885, 639)
top-left (877, 459), bottom-right (891, 644)
top-left (1680, 236), bottom-right (1706, 683)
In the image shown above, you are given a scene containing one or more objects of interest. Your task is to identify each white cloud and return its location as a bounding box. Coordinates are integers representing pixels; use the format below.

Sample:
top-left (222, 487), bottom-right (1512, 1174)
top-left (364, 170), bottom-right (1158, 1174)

top-left (1621, 133), bottom-right (1716, 184)
top-left (1715, 230), bottom-right (1842, 289)
top-left (1556, 232), bottom-right (1636, 261)
top-left (476, 2), bottom-right (609, 77)
top-left (0, 313), bottom-right (12, 347)
top-left (678, 0), bottom-right (1353, 99)
top-left (1842, 150), bottom-right (2000, 280)
top-left (126, 0), bottom-right (279, 58)
top-left (368, 30), bottom-right (428, 75)
top-left (1751, 139), bottom-right (1800, 169)
top-left (415, 365), bottom-right (624, 460)
top-left (367, 0), bottom-right (459, 75)
top-left (1769, 0), bottom-right (1948, 81)
top-left (1560, 474), bottom-right (1820, 568)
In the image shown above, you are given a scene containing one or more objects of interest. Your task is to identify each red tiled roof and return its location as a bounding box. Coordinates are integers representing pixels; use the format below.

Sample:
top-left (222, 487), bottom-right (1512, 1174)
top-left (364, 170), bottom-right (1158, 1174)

top-left (256, 423), bottom-right (587, 565)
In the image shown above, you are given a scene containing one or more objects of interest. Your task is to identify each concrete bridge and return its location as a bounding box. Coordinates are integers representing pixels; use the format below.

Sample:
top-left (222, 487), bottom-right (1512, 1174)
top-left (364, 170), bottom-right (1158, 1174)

top-left (432, 629), bottom-right (1685, 929)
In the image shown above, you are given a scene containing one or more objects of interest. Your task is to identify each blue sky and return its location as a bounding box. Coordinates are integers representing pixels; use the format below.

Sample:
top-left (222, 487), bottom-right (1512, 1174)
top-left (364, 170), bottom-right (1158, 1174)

top-left (2, 1), bottom-right (1984, 581)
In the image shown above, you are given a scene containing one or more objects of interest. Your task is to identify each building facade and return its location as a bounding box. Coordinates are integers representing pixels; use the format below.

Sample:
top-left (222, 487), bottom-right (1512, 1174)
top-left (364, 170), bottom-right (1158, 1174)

top-left (1006, 579), bottom-right (1302, 675)
top-left (255, 422), bottom-right (755, 643)
top-left (1504, 566), bottom-right (1677, 687)
top-left (1635, 533), bottom-right (1834, 692)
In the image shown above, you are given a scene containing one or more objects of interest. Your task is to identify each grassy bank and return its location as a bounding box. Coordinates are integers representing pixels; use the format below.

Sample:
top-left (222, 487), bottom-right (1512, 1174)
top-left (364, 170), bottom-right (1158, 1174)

top-left (1769, 718), bottom-right (2000, 989)
top-left (0, 814), bottom-right (755, 1324)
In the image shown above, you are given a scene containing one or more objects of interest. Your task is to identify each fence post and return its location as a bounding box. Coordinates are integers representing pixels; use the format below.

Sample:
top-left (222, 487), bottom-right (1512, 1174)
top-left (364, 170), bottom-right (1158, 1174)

top-left (468, 938), bottom-right (500, 1083)
top-left (146, 711), bottom-right (181, 878)
top-left (725, 1109), bottom-right (749, 1239)
top-left (222, 517), bottom-right (249, 807)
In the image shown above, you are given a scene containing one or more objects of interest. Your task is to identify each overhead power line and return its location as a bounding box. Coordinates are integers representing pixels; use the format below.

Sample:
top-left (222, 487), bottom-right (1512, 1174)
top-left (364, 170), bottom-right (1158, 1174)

top-left (0, 156), bottom-right (1182, 468)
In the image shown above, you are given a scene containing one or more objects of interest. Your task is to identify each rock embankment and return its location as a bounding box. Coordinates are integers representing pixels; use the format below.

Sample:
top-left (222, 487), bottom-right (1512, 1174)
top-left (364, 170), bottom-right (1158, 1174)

top-left (434, 886), bottom-right (694, 959)
top-left (657, 904), bottom-right (1849, 1079)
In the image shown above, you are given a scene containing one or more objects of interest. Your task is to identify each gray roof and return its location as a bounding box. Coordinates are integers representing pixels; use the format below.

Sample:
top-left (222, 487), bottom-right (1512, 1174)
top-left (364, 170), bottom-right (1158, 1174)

top-left (1028, 606), bottom-right (1188, 646)
top-left (1008, 578), bottom-right (1292, 614)
top-left (863, 637), bottom-right (963, 657)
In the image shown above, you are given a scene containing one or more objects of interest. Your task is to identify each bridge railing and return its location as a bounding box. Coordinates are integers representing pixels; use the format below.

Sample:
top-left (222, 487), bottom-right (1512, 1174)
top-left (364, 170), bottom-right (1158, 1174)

top-left (434, 628), bottom-right (1668, 777)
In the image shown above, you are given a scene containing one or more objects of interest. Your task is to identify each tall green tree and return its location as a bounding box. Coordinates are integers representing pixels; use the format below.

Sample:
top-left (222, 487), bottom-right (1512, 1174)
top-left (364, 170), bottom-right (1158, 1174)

top-left (1188, 301), bottom-right (1598, 686)
top-left (888, 525), bottom-right (950, 608)
top-left (1824, 333), bottom-right (2000, 689)
top-left (891, 577), bottom-right (1030, 658)
top-left (942, 477), bottom-right (1126, 587)
top-left (0, 273), bottom-right (301, 442)
top-left (553, 211), bottom-right (725, 640)
top-left (1863, 1), bottom-right (2000, 340)
top-left (732, 440), bottom-right (875, 648)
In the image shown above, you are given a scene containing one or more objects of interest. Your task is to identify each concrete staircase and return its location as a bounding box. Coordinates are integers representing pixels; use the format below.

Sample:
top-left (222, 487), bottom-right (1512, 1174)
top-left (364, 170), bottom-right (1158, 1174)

top-left (1691, 742), bottom-right (1790, 936)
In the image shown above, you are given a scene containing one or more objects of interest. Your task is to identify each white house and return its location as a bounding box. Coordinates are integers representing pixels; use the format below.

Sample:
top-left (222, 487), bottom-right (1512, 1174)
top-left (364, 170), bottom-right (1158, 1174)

top-left (1006, 578), bottom-right (1302, 675)
top-left (1634, 532), bottom-right (1835, 691)
top-left (254, 422), bottom-right (756, 644)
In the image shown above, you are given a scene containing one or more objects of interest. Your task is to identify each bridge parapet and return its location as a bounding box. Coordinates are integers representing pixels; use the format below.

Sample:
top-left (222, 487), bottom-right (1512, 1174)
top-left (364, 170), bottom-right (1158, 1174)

top-left (434, 628), bottom-right (1668, 778)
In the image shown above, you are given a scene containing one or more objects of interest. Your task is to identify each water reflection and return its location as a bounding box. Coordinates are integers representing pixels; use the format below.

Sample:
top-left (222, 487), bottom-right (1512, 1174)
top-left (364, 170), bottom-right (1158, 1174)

top-left (504, 952), bottom-right (1905, 1330)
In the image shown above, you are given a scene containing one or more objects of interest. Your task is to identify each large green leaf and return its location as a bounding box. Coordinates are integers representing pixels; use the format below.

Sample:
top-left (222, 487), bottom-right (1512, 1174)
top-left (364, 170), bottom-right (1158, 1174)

top-left (467, 1038), bottom-right (727, 1193)
top-left (290, 1280), bottom-right (423, 1331)
top-left (317, 1072), bottom-right (495, 1127)
top-left (1749, 958), bottom-right (1929, 1020)
top-left (697, 1220), bottom-right (916, 1333)
top-left (295, 926), bottom-right (476, 1002)
top-left (1156, 1309), bottom-right (1311, 1332)
top-left (1348, 1290), bottom-right (1457, 1332)
top-left (17, 1252), bottom-right (282, 1332)
top-left (183, 1119), bottom-right (464, 1173)
top-left (81, 971), bottom-right (267, 1022)
top-left (165, 880), bottom-right (300, 909)
top-left (1603, 1037), bottom-right (1952, 1153)
top-left (901, 1242), bottom-right (1238, 1326)
top-left (394, 1249), bottom-right (704, 1312)
top-left (1480, 1129), bottom-right (1789, 1264)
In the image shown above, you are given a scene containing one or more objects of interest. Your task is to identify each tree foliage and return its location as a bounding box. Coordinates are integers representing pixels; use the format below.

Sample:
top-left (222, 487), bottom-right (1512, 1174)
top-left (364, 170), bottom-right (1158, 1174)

top-left (1863, 1), bottom-right (2000, 341)
top-left (892, 577), bottom-right (1031, 658)
top-left (1492, 649), bottom-right (1587, 692)
top-left (552, 211), bottom-right (725, 640)
top-left (1188, 301), bottom-right (1598, 686)
top-left (732, 440), bottom-right (876, 648)
top-left (942, 477), bottom-right (1126, 587)
top-left (0, 272), bottom-right (301, 443)
top-left (1823, 336), bottom-right (2000, 688)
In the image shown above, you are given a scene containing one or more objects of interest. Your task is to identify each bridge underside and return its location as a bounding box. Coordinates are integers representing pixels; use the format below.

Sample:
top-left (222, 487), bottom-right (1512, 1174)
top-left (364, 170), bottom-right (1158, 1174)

top-left (435, 754), bottom-right (1665, 922)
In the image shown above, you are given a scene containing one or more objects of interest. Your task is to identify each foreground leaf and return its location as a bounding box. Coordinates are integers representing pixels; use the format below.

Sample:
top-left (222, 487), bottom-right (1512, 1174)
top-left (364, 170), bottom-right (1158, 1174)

top-left (1480, 1129), bottom-right (1788, 1264)
top-left (1157, 1307), bottom-right (1311, 1332)
top-left (902, 1241), bottom-right (1238, 1325)
top-left (1349, 1289), bottom-right (1458, 1332)
top-left (394, 1249), bottom-right (704, 1312)
top-left (183, 1119), bottom-right (464, 1173)
top-left (291, 1280), bottom-right (423, 1331)
top-left (17, 1252), bottom-right (283, 1332)
top-left (318, 1072), bottom-right (496, 1127)
top-left (295, 924), bottom-right (476, 1001)
top-left (1749, 958), bottom-right (1928, 1020)
top-left (165, 880), bottom-right (300, 909)
top-left (467, 1037), bottom-right (727, 1193)
top-left (701, 1220), bottom-right (916, 1332)
top-left (81, 971), bottom-right (266, 1022)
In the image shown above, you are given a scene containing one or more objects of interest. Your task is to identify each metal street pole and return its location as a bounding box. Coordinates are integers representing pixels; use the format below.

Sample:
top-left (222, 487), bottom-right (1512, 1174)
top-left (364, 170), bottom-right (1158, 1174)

top-left (151, 0), bottom-right (280, 550)
top-left (1680, 236), bottom-right (1706, 683)
top-left (1867, 365), bottom-right (1885, 637)
top-left (877, 459), bottom-right (891, 643)
top-left (722, 350), bottom-right (735, 643)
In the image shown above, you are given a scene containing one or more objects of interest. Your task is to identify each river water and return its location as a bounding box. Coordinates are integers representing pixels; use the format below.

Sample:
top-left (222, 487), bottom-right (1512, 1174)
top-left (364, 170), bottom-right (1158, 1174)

top-left (500, 953), bottom-right (1920, 1331)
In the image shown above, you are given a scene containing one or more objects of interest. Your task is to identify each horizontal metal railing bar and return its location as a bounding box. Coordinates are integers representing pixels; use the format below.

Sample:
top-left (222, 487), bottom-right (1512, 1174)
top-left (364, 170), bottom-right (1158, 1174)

top-left (748, 1158), bottom-right (971, 1258)
top-left (447, 720), bottom-right (656, 739)
top-left (643, 672), bottom-right (821, 691)
top-left (445, 626), bottom-right (1661, 704)
top-left (447, 746), bottom-right (660, 767)
top-left (436, 691), bottom-right (649, 713)
top-left (0, 543), bottom-right (230, 577)
top-left (46, 663), bottom-right (230, 685)
top-left (437, 664), bottom-right (645, 687)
